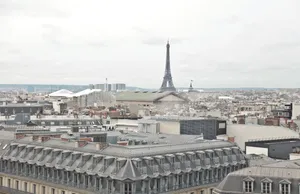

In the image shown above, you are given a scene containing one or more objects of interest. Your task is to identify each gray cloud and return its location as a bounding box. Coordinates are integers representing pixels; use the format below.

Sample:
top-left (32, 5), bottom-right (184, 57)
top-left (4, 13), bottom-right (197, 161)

top-left (142, 37), bottom-right (185, 46)
top-left (41, 24), bottom-right (63, 45)
top-left (87, 42), bottom-right (108, 48)
top-left (262, 42), bottom-right (300, 51)
top-left (0, 1), bottom-right (68, 18)
top-left (1, 0), bottom-right (300, 88)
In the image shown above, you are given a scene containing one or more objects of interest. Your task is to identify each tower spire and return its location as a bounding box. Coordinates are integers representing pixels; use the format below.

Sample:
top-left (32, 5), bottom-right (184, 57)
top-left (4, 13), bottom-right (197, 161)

top-left (159, 41), bottom-right (176, 92)
top-left (189, 80), bottom-right (193, 89)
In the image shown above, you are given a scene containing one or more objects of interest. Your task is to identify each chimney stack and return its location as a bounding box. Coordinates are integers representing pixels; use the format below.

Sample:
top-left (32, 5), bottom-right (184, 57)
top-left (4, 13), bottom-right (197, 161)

top-left (37, 136), bottom-right (50, 143)
top-left (75, 140), bottom-right (87, 148)
top-left (95, 143), bottom-right (107, 150)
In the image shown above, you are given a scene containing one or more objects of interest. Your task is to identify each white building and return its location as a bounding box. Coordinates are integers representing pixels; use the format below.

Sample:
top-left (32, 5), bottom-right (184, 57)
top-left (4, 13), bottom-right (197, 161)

top-left (48, 89), bottom-right (73, 99)
top-left (226, 124), bottom-right (300, 151)
top-left (71, 89), bottom-right (115, 108)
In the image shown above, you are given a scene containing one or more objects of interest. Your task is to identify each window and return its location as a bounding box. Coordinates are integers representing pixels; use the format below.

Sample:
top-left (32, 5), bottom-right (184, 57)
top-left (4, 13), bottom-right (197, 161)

top-left (280, 184), bottom-right (290, 194)
top-left (125, 183), bottom-right (132, 194)
top-left (24, 182), bottom-right (28, 191)
top-left (61, 191), bottom-right (65, 194)
top-left (16, 180), bottom-right (19, 190)
top-left (210, 188), bottom-right (214, 194)
top-left (262, 182), bottom-right (271, 193)
top-left (279, 180), bottom-right (291, 194)
top-left (244, 181), bottom-right (253, 193)
top-left (200, 191), bottom-right (204, 194)
top-left (261, 178), bottom-right (272, 194)
top-left (7, 179), bottom-right (11, 188)
top-left (42, 186), bottom-right (46, 194)
top-left (52, 188), bottom-right (55, 194)
top-left (0, 177), bottom-right (2, 186)
top-left (33, 184), bottom-right (36, 194)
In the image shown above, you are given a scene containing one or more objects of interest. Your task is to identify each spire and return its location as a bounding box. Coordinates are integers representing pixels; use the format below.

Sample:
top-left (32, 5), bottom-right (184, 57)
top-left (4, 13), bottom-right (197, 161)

top-left (188, 80), bottom-right (198, 93)
top-left (189, 80), bottom-right (193, 89)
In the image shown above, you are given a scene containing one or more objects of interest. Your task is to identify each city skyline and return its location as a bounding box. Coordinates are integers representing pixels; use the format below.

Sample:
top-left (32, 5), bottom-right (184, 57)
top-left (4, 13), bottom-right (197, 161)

top-left (1, 0), bottom-right (300, 88)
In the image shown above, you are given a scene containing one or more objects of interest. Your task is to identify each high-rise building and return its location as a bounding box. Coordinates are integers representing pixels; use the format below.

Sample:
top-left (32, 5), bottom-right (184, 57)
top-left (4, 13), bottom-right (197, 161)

top-left (94, 83), bottom-right (126, 91)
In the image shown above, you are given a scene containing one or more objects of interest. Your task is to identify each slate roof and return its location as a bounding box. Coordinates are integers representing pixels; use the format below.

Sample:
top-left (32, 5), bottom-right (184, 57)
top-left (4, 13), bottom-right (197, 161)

top-left (215, 159), bottom-right (300, 194)
top-left (1, 137), bottom-right (246, 181)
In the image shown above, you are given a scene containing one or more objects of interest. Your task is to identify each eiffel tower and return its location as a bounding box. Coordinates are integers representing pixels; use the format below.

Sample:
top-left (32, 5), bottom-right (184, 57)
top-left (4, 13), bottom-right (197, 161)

top-left (159, 41), bottom-right (176, 92)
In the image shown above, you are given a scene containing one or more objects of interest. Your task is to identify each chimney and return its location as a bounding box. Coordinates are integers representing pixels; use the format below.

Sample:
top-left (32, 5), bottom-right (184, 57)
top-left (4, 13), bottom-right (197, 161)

top-left (15, 133), bottom-right (25, 140)
top-left (37, 136), bottom-right (50, 143)
top-left (75, 140), bottom-right (87, 148)
top-left (32, 135), bottom-right (39, 141)
top-left (95, 143), bottom-right (107, 150)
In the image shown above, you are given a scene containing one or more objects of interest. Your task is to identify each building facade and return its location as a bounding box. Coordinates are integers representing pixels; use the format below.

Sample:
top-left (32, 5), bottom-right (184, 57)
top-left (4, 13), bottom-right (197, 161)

top-left (148, 117), bottom-right (226, 140)
top-left (116, 91), bottom-right (188, 107)
top-left (94, 83), bottom-right (126, 92)
top-left (245, 138), bottom-right (300, 160)
top-left (214, 159), bottom-right (300, 194)
top-left (0, 104), bottom-right (44, 116)
top-left (0, 138), bottom-right (247, 194)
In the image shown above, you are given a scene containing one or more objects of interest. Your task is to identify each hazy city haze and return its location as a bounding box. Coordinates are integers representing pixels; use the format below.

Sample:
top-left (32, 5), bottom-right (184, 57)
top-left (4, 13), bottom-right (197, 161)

top-left (1, 0), bottom-right (300, 88)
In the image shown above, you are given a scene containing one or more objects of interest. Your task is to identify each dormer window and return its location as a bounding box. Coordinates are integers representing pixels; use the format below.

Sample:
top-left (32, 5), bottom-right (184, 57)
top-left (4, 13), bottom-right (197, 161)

top-left (279, 179), bottom-right (291, 194)
top-left (243, 177), bottom-right (254, 193)
top-left (261, 178), bottom-right (272, 194)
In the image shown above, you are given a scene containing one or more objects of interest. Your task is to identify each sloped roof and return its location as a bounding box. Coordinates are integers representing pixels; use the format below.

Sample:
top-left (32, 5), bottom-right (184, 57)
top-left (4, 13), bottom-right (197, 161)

top-left (116, 91), bottom-right (187, 102)
top-left (72, 89), bottom-right (102, 97)
top-left (215, 159), bottom-right (300, 193)
top-left (49, 89), bottom-right (73, 97)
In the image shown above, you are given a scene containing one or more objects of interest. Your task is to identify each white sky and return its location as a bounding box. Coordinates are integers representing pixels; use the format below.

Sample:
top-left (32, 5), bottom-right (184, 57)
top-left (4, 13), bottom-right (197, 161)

top-left (1, 0), bottom-right (300, 88)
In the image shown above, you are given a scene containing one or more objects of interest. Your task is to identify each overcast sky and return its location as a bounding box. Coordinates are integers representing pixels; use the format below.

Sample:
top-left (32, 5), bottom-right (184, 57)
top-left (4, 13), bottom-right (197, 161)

top-left (1, 0), bottom-right (300, 88)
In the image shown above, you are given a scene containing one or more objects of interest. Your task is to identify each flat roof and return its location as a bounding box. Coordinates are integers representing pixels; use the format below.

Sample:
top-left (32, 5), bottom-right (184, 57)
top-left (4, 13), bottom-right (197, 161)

top-left (246, 138), bottom-right (300, 147)
top-left (149, 116), bottom-right (224, 121)
top-left (0, 103), bottom-right (44, 107)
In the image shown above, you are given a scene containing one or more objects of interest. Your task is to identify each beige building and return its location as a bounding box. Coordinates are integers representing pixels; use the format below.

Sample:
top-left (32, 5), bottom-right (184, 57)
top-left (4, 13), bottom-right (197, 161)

top-left (116, 91), bottom-right (188, 107)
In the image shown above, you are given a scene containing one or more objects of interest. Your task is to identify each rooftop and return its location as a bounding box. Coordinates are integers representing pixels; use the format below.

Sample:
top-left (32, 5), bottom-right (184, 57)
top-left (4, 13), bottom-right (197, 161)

top-left (48, 89), bottom-right (73, 98)
top-left (246, 138), bottom-right (300, 147)
top-left (229, 159), bottom-right (300, 178)
top-left (148, 115), bottom-right (224, 121)
top-left (0, 103), bottom-right (44, 107)
top-left (116, 91), bottom-right (186, 102)
top-left (118, 131), bottom-right (204, 144)
top-left (72, 89), bottom-right (102, 97)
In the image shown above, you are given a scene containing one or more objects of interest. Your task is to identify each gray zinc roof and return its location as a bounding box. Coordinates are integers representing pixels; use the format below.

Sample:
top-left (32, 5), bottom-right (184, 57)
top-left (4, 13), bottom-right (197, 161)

top-left (1, 136), bottom-right (247, 181)
top-left (215, 159), bottom-right (300, 194)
